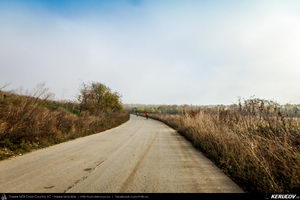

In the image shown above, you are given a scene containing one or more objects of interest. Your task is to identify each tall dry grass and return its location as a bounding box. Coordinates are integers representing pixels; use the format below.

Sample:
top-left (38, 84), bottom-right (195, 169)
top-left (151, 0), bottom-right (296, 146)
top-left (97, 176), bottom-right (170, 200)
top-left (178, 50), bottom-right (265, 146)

top-left (151, 99), bottom-right (300, 192)
top-left (0, 89), bottom-right (129, 160)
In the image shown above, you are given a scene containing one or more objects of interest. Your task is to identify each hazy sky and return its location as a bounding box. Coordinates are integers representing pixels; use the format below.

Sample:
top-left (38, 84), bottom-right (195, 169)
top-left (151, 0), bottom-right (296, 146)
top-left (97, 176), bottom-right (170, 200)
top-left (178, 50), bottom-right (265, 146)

top-left (0, 0), bottom-right (300, 105)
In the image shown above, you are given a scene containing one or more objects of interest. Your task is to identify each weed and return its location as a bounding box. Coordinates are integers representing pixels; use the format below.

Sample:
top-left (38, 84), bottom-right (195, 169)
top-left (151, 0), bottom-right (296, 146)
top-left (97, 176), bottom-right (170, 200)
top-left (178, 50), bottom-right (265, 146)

top-left (150, 99), bottom-right (300, 192)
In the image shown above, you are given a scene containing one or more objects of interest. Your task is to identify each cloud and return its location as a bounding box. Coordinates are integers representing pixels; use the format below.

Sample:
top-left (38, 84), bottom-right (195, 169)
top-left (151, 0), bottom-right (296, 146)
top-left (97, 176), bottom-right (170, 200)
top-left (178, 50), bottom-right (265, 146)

top-left (0, 0), bottom-right (300, 104)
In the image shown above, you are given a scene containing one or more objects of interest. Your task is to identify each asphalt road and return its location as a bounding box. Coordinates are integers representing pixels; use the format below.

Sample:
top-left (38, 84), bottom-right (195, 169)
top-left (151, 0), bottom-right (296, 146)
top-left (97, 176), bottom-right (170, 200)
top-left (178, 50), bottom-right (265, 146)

top-left (0, 115), bottom-right (243, 193)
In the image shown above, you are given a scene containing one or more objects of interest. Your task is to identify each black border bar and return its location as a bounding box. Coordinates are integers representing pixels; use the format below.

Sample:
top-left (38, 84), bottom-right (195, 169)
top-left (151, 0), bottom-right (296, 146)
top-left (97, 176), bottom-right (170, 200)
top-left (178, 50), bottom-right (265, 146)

top-left (1, 193), bottom-right (299, 200)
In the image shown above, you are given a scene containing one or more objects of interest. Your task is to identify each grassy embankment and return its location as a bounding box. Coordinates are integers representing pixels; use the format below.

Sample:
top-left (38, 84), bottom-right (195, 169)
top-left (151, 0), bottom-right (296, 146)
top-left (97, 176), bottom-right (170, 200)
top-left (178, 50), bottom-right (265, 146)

top-left (149, 99), bottom-right (300, 193)
top-left (0, 88), bottom-right (129, 160)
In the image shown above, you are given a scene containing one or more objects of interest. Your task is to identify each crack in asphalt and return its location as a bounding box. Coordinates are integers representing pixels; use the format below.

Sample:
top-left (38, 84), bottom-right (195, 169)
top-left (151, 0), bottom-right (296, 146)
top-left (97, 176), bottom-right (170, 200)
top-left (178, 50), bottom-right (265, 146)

top-left (63, 160), bottom-right (105, 193)
top-left (119, 131), bottom-right (158, 192)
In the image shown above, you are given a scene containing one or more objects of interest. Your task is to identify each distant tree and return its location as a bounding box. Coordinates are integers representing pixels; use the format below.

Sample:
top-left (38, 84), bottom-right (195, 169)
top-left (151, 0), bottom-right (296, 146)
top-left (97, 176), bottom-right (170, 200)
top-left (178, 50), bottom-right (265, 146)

top-left (78, 82), bottom-right (123, 115)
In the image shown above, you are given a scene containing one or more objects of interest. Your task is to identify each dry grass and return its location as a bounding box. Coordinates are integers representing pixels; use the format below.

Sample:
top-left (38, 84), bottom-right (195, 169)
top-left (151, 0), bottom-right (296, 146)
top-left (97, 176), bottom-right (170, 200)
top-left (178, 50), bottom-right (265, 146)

top-left (0, 90), bottom-right (129, 160)
top-left (150, 99), bottom-right (300, 192)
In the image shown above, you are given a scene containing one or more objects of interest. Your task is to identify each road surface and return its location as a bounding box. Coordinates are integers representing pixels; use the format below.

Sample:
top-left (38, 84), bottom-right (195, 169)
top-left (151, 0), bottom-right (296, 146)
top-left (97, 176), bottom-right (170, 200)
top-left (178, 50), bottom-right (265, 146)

top-left (0, 115), bottom-right (243, 193)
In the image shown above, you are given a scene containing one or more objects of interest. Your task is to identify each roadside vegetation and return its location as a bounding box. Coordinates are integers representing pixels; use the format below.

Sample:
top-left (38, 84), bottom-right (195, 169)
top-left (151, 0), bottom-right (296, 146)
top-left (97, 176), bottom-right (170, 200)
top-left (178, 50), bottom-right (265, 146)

top-left (128, 99), bottom-right (300, 192)
top-left (0, 82), bottom-right (129, 160)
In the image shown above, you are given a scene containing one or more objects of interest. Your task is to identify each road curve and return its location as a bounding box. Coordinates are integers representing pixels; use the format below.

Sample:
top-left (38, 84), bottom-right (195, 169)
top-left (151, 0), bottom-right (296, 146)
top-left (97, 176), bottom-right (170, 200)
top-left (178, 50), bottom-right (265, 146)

top-left (0, 115), bottom-right (243, 193)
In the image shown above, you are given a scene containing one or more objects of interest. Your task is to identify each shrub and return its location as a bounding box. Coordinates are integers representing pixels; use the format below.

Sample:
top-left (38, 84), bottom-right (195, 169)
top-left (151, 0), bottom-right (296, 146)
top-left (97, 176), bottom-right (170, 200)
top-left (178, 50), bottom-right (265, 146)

top-left (0, 84), bottom-right (129, 160)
